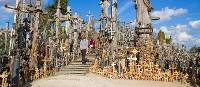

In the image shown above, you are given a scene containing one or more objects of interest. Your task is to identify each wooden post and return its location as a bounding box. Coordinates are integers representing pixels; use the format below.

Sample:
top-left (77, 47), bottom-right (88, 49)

top-left (30, 0), bottom-right (42, 69)
top-left (4, 22), bottom-right (9, 51)
top-left (41, 42), bottom-right (51, 77)
top-left (111, 0), bottom-right (118, 60)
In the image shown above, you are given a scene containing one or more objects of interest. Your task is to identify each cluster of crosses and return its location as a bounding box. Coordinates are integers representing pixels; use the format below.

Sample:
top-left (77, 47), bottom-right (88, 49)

top-left (90, 0), bottom-right (197, 84)
top-left (0, 0), bottom-right (95, 86)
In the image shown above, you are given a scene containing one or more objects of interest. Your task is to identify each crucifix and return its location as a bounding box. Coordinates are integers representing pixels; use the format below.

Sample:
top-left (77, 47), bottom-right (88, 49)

top-left (111, 62), bottom-right (116, 74)
top-left (86, 11), bottom-right (94, 30)
top-left (128, 48), bottom-right (139, 61)
top-left (135, 0), bottom-right (152, 29)
top-left (100, 0), bottom-right (110, 17)
top-left (86, 11), bottom-right (94, 39)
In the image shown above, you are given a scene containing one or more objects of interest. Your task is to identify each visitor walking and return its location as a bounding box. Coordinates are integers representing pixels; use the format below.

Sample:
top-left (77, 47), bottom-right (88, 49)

top-left (89, 38), bottom-right (96, 54)
top-left (80, 36), bottom-right (89, 64)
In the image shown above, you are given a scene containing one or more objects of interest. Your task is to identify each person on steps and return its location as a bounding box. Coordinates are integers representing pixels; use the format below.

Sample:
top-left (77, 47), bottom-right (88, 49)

top-left (80, 36), bottom-right (89, 64)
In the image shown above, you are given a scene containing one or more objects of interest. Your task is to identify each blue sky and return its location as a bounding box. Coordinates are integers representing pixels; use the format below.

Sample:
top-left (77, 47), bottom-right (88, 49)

top-left (0, 0), bottom-right (200, 48)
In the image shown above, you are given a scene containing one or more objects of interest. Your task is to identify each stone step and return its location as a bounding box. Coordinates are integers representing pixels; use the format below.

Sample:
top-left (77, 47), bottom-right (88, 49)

top-left (55, 72), bottom-right (86, 76)
top-left (70, 61), bottom-right (92, 63)
top-left (62, 67), bottom-right (90, 70)
top-left (65, 67), bottom-right (90, 69)
top-left (57, 71), bottom-right (88, 75)
top-left (66, 65), bottom-right (90, 67)
top-left (61, 67), bottom-right (89, 70)
top-left (74, 58), bottom-right (95, 62)
top-left (61, 69), bottom-right (88, 71)
top-left (68, 62), bottom-right (91, 64)
top-left (69, 63), bottom-right (92, 65)
top-left (56, 56), bottom-right (94, 75)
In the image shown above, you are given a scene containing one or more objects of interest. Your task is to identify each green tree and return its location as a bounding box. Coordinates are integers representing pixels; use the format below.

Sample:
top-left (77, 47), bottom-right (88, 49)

top-left (158, 30), bottom-right (166, 45)
top-left (190, 46), bottom-right (200, 53)
top-left (47, 0), bottom-right (68, 17)
top-left (166, 36), bottom-right (172, 44)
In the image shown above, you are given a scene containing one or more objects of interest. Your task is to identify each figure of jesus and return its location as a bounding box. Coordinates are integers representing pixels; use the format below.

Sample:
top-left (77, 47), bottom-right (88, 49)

top-left (135, 0), bottom-right (152, 28)
top-left (100, 0), bottom-right (110, 17)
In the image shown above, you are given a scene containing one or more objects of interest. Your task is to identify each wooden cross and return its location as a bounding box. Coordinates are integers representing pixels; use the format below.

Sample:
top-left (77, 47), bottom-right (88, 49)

top-left (97, 69), bottom-right (103, 75)
top-left (169, 64), bottom-right (177, 74)
top-left (130, 48), bottom-right (139, 55)
top-left (182, 73), bottom-right (188, 84)
top-left (111, 62), bottom-right (116, 74)
top-left (173, 70), bottom-right (179, 80)
top-left (41, 58), bottom-right (51, 77)
top-left (128, 48), bottom-right (139, 62)
top-left (129, 62), bottom-right (136, 72)
top-left (136, 64), bottom-right (141, 72)
top-left (154, 64), bottom-right (159, 69)
top-left (117, 51), bottom-right (125, 59)
top-left (0, 71), bottom-right (8, 87)
top-left (34, 68), bottom-right (40, 80)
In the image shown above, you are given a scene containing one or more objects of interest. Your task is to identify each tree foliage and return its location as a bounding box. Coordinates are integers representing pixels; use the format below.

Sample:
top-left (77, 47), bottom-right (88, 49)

top-left (158, 30), bottom-right (165, 45)
top-left (47, 0), bottom-right (68, 17)
top-left (190, 46), bottom-right (200, 53)
top-left (44, 0), bottom-right (68, 40)
top-left (165, 36), bottom-right (172, 44)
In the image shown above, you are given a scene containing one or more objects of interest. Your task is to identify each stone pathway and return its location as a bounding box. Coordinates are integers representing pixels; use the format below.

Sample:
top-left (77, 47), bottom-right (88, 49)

top-left (29, 56), bottom-right (191, 87)
top-left (30, 73), bottom-right (191, 87)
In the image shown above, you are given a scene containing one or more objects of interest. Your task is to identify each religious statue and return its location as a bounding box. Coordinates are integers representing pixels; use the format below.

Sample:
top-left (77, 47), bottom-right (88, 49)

top-left (135, 0), bottom-right (152, 28)
top-left (100, 0), bottom-right (110, 17)
top-left (134, 0), bottom-right (154, 61)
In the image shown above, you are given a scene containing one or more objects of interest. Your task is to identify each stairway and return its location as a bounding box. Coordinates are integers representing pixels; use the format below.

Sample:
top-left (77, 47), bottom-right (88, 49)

top-left (56, 56), bottom-right (94, 76)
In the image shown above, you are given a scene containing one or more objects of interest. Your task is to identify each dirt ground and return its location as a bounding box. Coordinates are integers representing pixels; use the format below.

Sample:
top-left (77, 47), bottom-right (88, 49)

top-left (29, 73), bottom-right (192, 87)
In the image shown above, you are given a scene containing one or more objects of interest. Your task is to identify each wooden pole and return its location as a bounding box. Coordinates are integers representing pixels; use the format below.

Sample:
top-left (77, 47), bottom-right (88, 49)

top-left (30, 0), bottom-right (41, 69)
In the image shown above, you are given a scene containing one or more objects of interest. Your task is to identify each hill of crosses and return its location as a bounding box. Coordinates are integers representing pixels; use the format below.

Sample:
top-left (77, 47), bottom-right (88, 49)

top-left (0, 0), bottom-right (199, 87)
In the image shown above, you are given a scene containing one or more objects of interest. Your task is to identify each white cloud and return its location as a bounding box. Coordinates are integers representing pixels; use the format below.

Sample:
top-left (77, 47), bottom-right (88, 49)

top-left (156, 24), bottom-right (192, 43)
top-left (189, 20), bottom-right (200, 29)
top-left (152, 7), bottom-right (187, 21)
top-left (175, 24), bottom-right (188, 31)
top-left (160, 26), bottom-right (168, 33)
top-left (177, 32), bottom-right (192, 41)
top-left (129, 19), bottom-right (136, 27)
